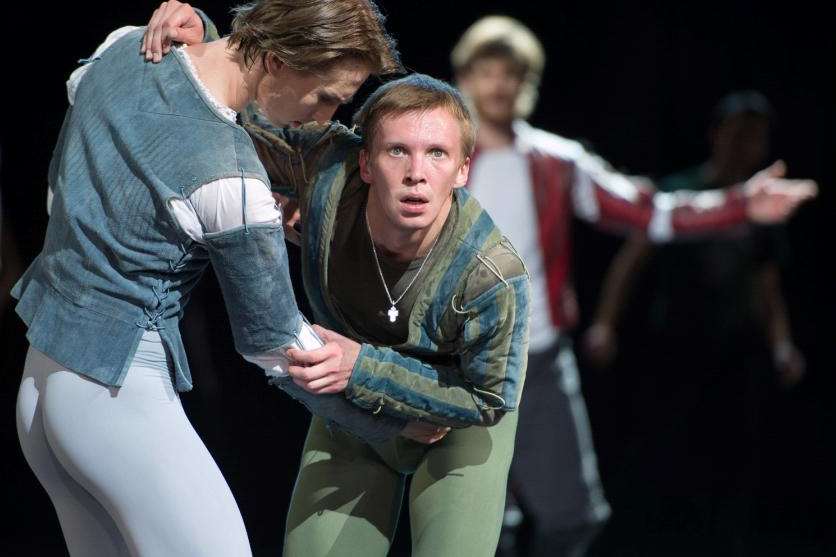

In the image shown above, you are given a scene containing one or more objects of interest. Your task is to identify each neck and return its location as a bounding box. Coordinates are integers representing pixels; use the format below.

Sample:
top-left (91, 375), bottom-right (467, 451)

top-left (366, 194), bottom-right (453, 263)
top-left (184, 39), bottom-right (259, 112)
top-left (476, 117), bottom-right (515, 150)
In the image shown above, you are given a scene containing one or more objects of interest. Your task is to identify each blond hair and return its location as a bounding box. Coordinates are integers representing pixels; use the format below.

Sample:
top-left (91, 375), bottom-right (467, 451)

top-left (353, 74), bottom-right (476, 160)
top-left (451, 16), bottom-right (545, 119)
top-left (229, 0), bottom-right (402, 75)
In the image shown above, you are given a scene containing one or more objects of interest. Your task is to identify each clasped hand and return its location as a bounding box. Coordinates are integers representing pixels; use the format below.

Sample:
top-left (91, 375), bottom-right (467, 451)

top-left (141, 0), bottom-right (205, 62)
top-left (288, 326), bottom-right (450, 444)
top-left (287, 325), bottom-right (359, 395)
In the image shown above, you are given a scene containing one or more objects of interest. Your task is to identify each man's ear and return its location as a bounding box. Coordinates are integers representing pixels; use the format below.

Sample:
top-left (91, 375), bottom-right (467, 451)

top-left (264, 53), bottom-right (285, 76)
top-left (453, 156), bottom-right (471, 189)
top-left (359, 149), bottom-right (373, 184)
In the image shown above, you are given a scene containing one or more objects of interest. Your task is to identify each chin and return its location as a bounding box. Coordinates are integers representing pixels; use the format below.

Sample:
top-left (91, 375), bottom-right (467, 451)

top-left (397, 216), bottom-right (429, 230)
top-left (393, 213), bottom-right (432, 232)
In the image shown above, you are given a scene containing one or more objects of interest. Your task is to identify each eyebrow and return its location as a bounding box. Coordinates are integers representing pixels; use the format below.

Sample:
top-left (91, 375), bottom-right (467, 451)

top-left (381, 141), bottom-right (452, 153)
top-left (382, 141), bottom-right (406, 149)
top-left (321, 90), bottom-right (354, 105)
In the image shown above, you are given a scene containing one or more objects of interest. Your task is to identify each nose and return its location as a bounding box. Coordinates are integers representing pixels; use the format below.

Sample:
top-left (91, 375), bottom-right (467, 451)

top-left (314, 104), bottom-right (339, 124)
top-left (404, 153), bottom-right (427, 185)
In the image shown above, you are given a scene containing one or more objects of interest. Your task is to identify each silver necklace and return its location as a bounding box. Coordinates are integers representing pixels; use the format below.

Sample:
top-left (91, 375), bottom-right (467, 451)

top-left (364, 205), bottom-right (441, 323)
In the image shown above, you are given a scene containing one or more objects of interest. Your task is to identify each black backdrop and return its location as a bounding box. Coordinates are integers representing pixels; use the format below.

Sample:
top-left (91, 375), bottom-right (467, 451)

top-left (1, 1), bottom-right (833, 555)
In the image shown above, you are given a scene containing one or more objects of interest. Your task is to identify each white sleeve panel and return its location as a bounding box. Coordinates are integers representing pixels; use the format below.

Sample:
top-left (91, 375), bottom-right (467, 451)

top-left (168, 177), bottom-right (281, 243)
top-left (242, 319), bottom-right (324, 377)
top-left (647, 193), bottom-right (675, 243)
top-left (67, 26), bottom-right (141, 106)
top-left (189, 177), bottom-right (281, 233)
top-left (571, 166), bottom-right (601, 222)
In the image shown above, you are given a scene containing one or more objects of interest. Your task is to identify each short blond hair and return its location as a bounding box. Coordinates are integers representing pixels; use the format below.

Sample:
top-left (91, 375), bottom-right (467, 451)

top-left (229, 0), bottom-right (402, 75)
top-left (451, 16), bottom-right (545, 119)
top-left (353, 74), bottom-right (476, 161)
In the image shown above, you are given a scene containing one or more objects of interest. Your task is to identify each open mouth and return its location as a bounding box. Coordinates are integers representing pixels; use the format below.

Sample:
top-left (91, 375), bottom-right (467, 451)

top-left (400, 194), bottom-right (429, 214)
top-left (402, 195), bottom-right (428, 206)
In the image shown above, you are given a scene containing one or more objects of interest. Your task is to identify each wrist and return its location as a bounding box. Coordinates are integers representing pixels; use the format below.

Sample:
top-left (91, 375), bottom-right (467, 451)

top-left (344, 342), bottom-right (373, 397)
top-left (728, 185), bottom-right (751, 221)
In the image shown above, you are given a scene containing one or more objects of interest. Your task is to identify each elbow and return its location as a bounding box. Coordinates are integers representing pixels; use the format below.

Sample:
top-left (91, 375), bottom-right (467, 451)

top-left (470, 387), bottom-right (514, 427)
top-left (470, 384), bottom-right (514, 427)
top-left (479, 408), bottom-right (509, 427)
top-left (434, 407), bottom-right (507, 428)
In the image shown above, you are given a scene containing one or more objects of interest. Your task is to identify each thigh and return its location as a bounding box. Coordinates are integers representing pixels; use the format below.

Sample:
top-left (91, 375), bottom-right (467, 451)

top-left (17, 347), bottom-right (130, 557)
top-left (511, 344), bottom-right (610, 529)
top-left (408, 411), bottom-right (518, 557)
top-left (284, 417), bottom-right (405, 557)
top-left (39, 342), bottom-right (251, 557)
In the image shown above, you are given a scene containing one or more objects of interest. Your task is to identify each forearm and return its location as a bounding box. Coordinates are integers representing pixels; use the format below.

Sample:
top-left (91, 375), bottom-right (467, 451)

top-left (346, 275), bottom-right (530, 427)
top-left (646, 185), bottom-right (748, 242)
top-left (758, 264), bottom-right (793, 347)
top-left (286, 251), bottom-right (528, 430)
top-left (203, 224), bottom-right (302, 355)
top-left (571, 156), bottom-right (748, 241)
top-left (345, 344), bottom-right (509, 427)
top-left (583, 177), bottom-right (748, 242)
top-left (272, 375), bottom-right (405, 444)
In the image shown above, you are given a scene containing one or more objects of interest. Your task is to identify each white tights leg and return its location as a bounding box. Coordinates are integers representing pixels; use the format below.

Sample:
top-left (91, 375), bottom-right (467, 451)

top-left (16, 335), bottom-right (252, 557)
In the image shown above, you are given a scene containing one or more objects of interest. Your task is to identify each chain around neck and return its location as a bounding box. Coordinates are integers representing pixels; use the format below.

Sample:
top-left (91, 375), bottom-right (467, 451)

top-left (363, 202), bottom-right (442, 310)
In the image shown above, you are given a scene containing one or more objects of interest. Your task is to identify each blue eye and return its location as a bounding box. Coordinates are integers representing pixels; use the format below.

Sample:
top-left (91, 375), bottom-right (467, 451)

top-left (429, 149), bottom-right (445, 158)
top-left (389, 146), bottom-right (404, 156)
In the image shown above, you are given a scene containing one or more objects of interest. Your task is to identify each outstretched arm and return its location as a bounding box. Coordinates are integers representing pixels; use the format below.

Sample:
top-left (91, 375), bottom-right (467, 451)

top-left (570, 150), bottom-right (817, 241)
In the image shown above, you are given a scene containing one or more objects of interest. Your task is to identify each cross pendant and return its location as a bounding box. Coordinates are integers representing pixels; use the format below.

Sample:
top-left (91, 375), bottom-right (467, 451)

top-left (387, 305), bottom-right (399, 323)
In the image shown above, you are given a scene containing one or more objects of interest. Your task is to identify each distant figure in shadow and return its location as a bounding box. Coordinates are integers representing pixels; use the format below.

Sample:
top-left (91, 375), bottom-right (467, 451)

top-left (585, 91), bottom-right (805, 556)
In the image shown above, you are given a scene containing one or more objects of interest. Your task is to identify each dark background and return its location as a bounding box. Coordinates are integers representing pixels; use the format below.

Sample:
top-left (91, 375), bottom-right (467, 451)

top-left (1, 1), bottom-right (833, 555)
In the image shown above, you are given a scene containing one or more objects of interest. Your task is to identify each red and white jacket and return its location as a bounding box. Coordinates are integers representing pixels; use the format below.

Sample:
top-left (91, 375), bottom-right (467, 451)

top-left (469, 121), bottom-right (748, 331)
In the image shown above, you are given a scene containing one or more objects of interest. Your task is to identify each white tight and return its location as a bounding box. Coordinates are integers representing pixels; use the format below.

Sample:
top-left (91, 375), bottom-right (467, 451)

top-left (16, 332), bottom-right (252, 557)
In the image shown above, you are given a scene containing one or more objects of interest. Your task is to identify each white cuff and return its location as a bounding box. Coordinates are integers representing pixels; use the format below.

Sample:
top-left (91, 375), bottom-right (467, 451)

top-left (242, 320), bottom-right (324, 378)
